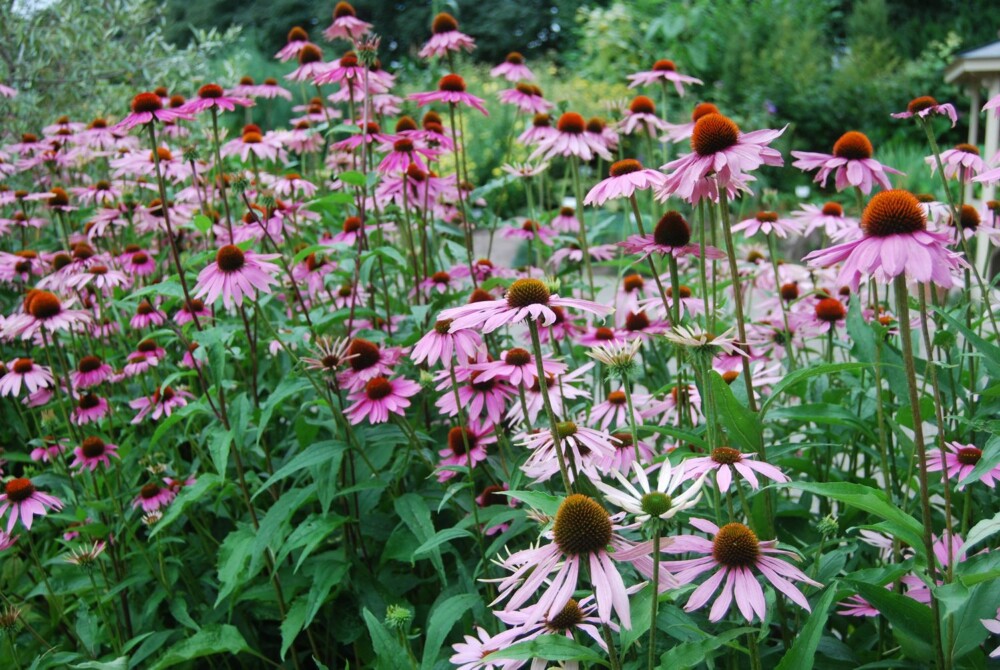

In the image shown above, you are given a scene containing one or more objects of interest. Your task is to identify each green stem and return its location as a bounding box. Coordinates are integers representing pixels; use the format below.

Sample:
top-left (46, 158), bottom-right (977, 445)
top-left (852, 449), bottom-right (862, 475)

top-left (528, 320), bottom-right (573, 493)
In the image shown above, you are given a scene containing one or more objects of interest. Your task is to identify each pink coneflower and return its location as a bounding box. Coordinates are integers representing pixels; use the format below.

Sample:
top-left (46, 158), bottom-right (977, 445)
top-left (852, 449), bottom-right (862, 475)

top-left (791, 131), bottom-right (903, 194)
top-left (436, 420), bottom-right (496, 482)
top-left (313, 50), bottom-right (366, 86)
top-left (129, 386), bottom-right (192, 424)
top-left (663, 518), bottom-right (820, 622)
top-left (732, 211), bottom-right (802, 239)
top-left (419, 13), bottom-right (476, 59)
top-left (286, 44), bottom-right (329, 82)
top-left (174, 298), bottom-right (210, 326)
top-left (0, 478), bottom-right (63, 532)
top-left (29, 436), bottom-right (68, 463)
top-left (498, 83), bottom-right (554, 115)
top-left (548, 243), bottom-right (618, 270)
top-left (518, 113), bottom-right (557, 147)
top-left (72, 180), bottom-right (121, 206)
top-left (69, 436), bottom-right (119, 472)
top-left (790, 202), bottom-right (859, 241)
top-left (438, 278), bottom-right (612, 334)
top-left (322, 2), bottom-right (372, 41)
top-left (619, 210), bottom-right (724, 260)
top-left (123, 339), bottom-right (166, 377)
top-left (276, 26), bottom-right (315, 62)
top-left (178, 83), bottom-right (253, 116)
top-left (891, 95), bottom-right (958, 127)
top-left (584, 159), bottom-right (667, 206)
top-left (530, 111), bottom-right (613, 162)
top-left (255, 77), bottom-right (293, 100)
top-left (132, 481), bottom-right (176, 512)
top-left (435, 368), bottom-right (515, 425)
top-left (0, 530), bottom-right (17, 552)
top-left (65, 263), bottom-right (130, 293)
top-left (68, 356), bottom-right (113, 392)
top-left (344, 375), bottom-right (420, 425)
top-left (468, 347), bottom-right (566, 388)
top-left (193, 245), bottom-right (281, 309)
top-left (491, 52), bottom-right (535, 82)
top-left (683, 446), bottom-right (789, 492)
top-left (983, 609), bottom-right (1000, 659)
top-left (376, 137), bottom-right (439, 174)
top-left (449, 627), bottom-right (518, 670)
top-left (590, 388), bottom-right (649, 431)
top-left (803, 189), bottom-right (965, 290)
top-left (927, 441), bottom-right (999, 489)
top-left (926, 143), bottom-right (986, 182)
top-left (627, 59), bottom-right (703, 95)
top-left (72, 393), bottom-right (110, 425)
top-left (338, 339), bottom-right (403, 391)
top-left (130, 300), bottom-right (166, 330)
top-left (520, 420), bottom-right (618, 483)
top-left (0, 83), bottom-right (17, 98)
top-left (113, 92), bottom-right (193, 132)
top-left (0, 358), bottom-right (53, 397)
top-left (412, 320), bottom-right (483, 368)
top-left (221, 125), bottom-right (285, 163)
top-left (4, 290), bottom-right (90, 340)
top-left (409, 74), bottom-right (489, 116)
top-left (495, 493), bottom-right (671, 628)
top-left (551, 206), bottom-right (579, 233)
top-left (619, 96), bottom-right (667, 136)
top-left (659, 113), bottom-right (784, 202)
top-left (269, 172), bottom-right (317, 198)
top-left (502, 219), bottom-right (556, 246)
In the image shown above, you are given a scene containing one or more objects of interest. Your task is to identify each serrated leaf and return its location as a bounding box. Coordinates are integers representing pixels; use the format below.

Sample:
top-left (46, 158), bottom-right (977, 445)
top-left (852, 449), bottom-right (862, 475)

top-left (485, 635), bottom-right (609, 665)
top-left (779, 482), bottom-right (925, 560)
top-left (420, 593), bottom-right (479, 670)
top-left (775, 582), bottom-right (838, 670)
top-left (148, 624), bottom-right (250, 670)
top-left (363, 608), bottom-right (410, 669)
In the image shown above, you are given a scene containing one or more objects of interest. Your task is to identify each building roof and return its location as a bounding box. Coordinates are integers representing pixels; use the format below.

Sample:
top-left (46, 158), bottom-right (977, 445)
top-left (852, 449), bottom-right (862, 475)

top-left (946, 39), bottom-right (1000, 84)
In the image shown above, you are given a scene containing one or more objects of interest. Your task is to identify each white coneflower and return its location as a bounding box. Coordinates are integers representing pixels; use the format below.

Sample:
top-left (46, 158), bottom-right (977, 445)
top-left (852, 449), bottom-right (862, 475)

top-left (65, 540), bottom-right (107, 567)
top-left (593, 460), bottom-right (706, 524)
top-left (664, 325), bottom-right (747, 358)
top-left (586, 338), bottom-right (642, 379)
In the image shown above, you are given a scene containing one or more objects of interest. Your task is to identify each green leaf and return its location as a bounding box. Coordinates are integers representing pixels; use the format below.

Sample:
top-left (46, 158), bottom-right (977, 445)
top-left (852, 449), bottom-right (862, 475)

top-left (76, 604), bottom-right (98, 656)
top-left (208, 429), bottom-right (233, 477)
top-left (73, 659), bottom-right (128, 670)
top-left (414, 527), bottom-right (474, 559)
top-left (151, 474), bottom-right (221, 537)
top-left (502, 490), bottom-right (562, 517)
top-left (638, 424), bottom-right (707, 449)
top-left (774, 583), bottom-right (839, 670)
top-left (779, 482), bottom-right (925, 559)
top-left (281, 599), bottom-right (309, 660)
top-left (963, 509), bottom-right (1000, 553)
top-left (253, 441), bottom-right (346, 501)
top-left (338, 170), bottom-right (367, 186)
top-left (658, 627), bottom-right (755, 667)
top-left (709, 371), bottom-right (762, 453)
top-left (215, 526), bottom-right (258, 606)
top-left (168, 596), bottom-right (200, 632)
top-left (935, 308), bottom-right (1000, 378)
top-left (485, 635), bottom-right (609, 665)
top-left (275, 514), bottom-right (349, 572)
top-left (149, 625), bottom-right (250, 670)
top-left (394, 493), bottom-right (447, 583)
top-left (257, 378), bottom-right (310, 448)
top-left (363, 608), bottom-right (410, 669)
top-left (852, 581), bottom-right (934, 662)
top-left (420, 594), bottom-right (479, 670)
top-left (760, 363), bottom-right (869, 416)
top-left (191, 214), bottom-right (213, 233)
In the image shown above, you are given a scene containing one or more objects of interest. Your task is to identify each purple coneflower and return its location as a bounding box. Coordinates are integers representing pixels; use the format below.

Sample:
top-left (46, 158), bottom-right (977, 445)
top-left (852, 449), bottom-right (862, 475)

top-left (927, 441), bottom-right (1000, 489)
top-left (322, 2), bottom-right (372, 41)
top-left (113, 92), bottom-right (192, 132)
top-left (683, 446), bottom-right (789, 492)
top-left (344, 375), bottom-right (420, 425)
top-left (584, 159), bottom-right (666, 206)
top-left (193, 244), bottom-right (281, 309)
top-left (490, 52), bottom-right (535, 82)
top-left (73, 393), bottom-right (110, 425)
top-left (627, 59), bottom-right (703, 95)
top-left (530, 112), bottom-right (612, 162)
top-left (133, 481), bottom-right (176, 512)
top-left (409, 74), bottom-right (489, 116)
top-left (926, 143), bottom-right (986, 182)
top-left (435, 368), bottom-right (515, 425)
top-left (438, 278), bottom-right (612, 334)
top-left (619, 95), bottom-right (667, 136)
top-left (663, 518), bottom-right (820, 622)
top-left (891, 95), bottom-right (957, 127)
top-left (791, 131), bottom-right (903, 194)
top-left (0, 477), bottom-right (63, 532)
top-left (468, 347), bottom-right (566, 388)
top-left (436, 420), bottom-right (495, 482)
top-left (419, 13), bottom-right (476, 59)
top-left (619, 210), bottom-right (723, 260)
top-left (0, 358), bottom-right (53, 397)
top-left (4, 290), bottom-right (90, 340)
top-left (498, 83), bottom-right (553, 115)
top-left (69, 436), bottom-right (119, 472)
top-left (129, 386), bottom-right (192, 424)
top-left (802, 189), bottom-right (965, 290)
top-left (731, 211), bottom-right (803, 238)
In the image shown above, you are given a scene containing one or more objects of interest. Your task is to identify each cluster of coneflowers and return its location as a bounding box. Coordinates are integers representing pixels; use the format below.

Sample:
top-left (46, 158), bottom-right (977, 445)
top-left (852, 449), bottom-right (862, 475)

top-left (1, 2), bottom-right (1000, 667)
